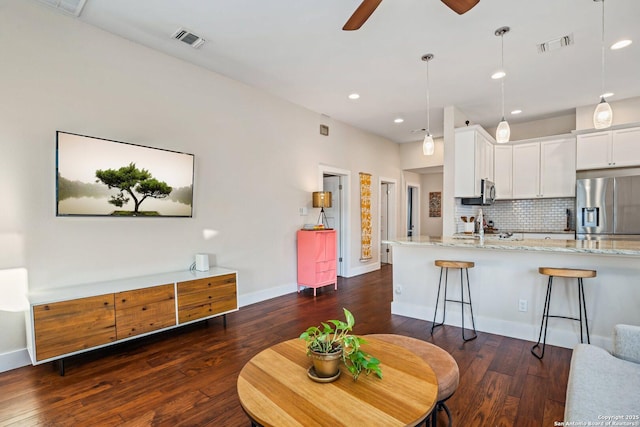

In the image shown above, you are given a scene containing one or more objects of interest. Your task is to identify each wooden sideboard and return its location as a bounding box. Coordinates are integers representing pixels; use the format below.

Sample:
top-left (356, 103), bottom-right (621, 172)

top-left (25, 267), bottom-right (238, 372)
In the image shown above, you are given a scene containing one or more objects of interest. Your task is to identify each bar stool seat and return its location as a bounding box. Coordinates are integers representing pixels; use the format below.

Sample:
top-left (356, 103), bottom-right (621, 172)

top-left (367, 334), bottom-right (459, 427)
top-left (538, 267), bottom-right (596, 279)
top-left (435, 260), bottom-right (474, 269)
top-left (431, 259), bottom-right (477, 342)
top-left (531, 267), bottom-right (596, 359)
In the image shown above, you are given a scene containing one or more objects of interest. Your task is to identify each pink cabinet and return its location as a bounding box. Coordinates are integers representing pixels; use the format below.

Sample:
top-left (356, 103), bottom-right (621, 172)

top-left (296, 230), bottom-right (337, 296)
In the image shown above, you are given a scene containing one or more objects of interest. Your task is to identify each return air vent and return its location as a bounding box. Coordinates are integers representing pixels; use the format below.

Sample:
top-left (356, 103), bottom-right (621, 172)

top-left (537, 34), bottom-right (574, 54)
top-left (36, 0), bottom-right (87, 17)
top-left (172, 28), bottom-right (206, 49)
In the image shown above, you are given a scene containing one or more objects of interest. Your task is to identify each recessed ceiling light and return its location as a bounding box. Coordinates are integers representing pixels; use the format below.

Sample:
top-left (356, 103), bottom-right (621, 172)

top-left (394, 118), bottom-right (404, 124)
top-left (611, 39), bottom-right (632, 50)
top-left (491, 70), bottom-right (506, 80)
top-left (511, 109), bottom-right (522, 115)
top-left (348, 93), bottom-right (360, 100)
top-left (601, 92), bottom-right (614, 99)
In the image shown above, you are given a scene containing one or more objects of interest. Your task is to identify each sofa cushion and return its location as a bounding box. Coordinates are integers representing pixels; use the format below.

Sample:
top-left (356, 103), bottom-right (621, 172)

top-left (613, 324), bottom-right (640, 364)
top-left (564, 343), bottom-right (640, 423)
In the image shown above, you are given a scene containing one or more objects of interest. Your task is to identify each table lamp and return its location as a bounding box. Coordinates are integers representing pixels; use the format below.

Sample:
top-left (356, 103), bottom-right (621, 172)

top-left (312, 191), bottom-right (332, 229)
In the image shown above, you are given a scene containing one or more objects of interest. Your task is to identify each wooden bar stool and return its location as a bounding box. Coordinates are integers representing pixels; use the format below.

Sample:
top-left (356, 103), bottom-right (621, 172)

top-left (431, 260), bottom-right (477, 342)
top-left (367, 334), bottom-right (459, 427)
top-left (531, 267), bottom-right (596, 360)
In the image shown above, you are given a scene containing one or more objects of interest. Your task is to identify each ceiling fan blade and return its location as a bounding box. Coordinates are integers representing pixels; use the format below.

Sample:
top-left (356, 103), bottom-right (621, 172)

top-left (442, 0), bottom-right (479, 15)
top-left (343, 0), bottom-right (383, 31)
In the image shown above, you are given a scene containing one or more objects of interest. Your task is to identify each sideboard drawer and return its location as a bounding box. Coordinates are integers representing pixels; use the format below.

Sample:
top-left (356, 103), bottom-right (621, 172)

top-left (115, 284), bottom-right (176, 339)
top-left (33, 294), bottom-right (116, 361)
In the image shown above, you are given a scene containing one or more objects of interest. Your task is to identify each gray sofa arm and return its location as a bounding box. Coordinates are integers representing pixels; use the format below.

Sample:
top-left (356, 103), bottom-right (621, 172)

top-left (613, 324), bottom-right (640, 364)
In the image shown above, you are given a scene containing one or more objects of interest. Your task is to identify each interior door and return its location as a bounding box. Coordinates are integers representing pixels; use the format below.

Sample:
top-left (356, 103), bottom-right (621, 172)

top-left (407, 186), bottom-right (419, 237)
top-left (323, 175), bottom-right (342, 275)
top-left (380, 183), bottom-right (389, 263)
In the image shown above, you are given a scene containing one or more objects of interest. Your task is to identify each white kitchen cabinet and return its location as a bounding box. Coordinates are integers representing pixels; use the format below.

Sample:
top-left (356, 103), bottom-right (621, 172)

top-left (493, 145), bottom-right (512, 199)
top-left (512, 138), bottom-right (576, 199)
top-left (612, 128), bottom-right (640, 167)
top-left (454, 125), bottom-right (495, 198)
top-left (512, 143), bottom-right (540, 198)
top-left (576, 127), bottom-right (640, 170)
top-left (540, 138), bottom-right (576, 198)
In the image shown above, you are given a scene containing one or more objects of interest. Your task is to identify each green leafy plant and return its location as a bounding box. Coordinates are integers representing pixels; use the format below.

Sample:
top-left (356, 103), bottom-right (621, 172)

top-left (299, 308), bottom-right (382, 381)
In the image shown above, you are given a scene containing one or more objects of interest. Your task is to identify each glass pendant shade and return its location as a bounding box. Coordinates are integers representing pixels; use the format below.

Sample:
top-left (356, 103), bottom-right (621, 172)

top-left (593, 98), bottom-right (613, 129)
top-left (496, 119), bottom-right (511, 143)
top-left (593, 0), bottom-right (613, 129)
top-left (423, 133), bottom-right (435, 155)
top-left (494, 27), bottom-right (511, 144)
top-left (421, 53), bottom-right (435, 156)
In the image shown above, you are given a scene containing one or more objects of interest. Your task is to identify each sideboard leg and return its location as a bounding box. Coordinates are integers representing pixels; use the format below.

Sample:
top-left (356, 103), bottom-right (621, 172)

top-left (58, 359), bottom-right (65, 376)
top-left (223, 314), bottom-right (227, 328)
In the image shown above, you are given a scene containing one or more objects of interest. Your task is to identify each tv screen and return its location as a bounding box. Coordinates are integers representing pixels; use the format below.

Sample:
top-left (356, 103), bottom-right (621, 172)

top-left (56, 131), bottom-right (194, 217)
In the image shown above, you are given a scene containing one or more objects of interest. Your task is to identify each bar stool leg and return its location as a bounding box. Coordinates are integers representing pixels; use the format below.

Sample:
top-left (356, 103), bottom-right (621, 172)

top-left (531, 276), bottom-right (554, 359)
top-left (431, 267), bottom-right (449, 334)
top-left (462, 267), bottom-right (477, 342)
top-left (578, 278), bottom-right (590, 344)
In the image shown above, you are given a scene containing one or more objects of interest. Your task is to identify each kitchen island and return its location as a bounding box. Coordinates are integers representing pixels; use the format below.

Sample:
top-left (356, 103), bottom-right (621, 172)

top-left (388, 236), bottom-right (640, 350)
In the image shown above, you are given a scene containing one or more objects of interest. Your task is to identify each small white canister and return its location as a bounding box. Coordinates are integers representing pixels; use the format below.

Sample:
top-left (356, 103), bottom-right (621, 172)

top-left (464, 222), bottom-right (474, 234)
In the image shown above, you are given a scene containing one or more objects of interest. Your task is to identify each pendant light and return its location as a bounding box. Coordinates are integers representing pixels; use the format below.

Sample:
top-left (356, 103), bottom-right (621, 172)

top-left (494, 26), bottom-right (511, 144)
top-left (421, 53), bottom-right (435, 156)
top-left (593, 0), bottom-right (613, 129)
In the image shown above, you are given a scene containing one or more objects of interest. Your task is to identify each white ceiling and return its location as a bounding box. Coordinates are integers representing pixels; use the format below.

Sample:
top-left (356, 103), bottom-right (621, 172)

top-left (52, 0), bottom-right (640, 143)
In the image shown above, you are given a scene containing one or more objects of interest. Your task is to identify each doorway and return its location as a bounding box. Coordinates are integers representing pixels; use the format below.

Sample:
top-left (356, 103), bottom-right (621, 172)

top-left (320, 166), bottom-right (350, 277)
top-left (407, 185), bottom-right (419, 237)
top-left (380, 179), bottom-right (396, 264)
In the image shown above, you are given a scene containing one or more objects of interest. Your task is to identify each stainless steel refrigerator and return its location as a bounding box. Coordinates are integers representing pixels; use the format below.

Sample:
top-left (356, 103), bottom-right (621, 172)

top-left (576, 175), bottom-right (640, 240)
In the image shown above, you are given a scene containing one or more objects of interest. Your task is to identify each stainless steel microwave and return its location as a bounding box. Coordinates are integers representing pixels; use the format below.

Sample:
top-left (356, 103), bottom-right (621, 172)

top-left (461, 179), bottom-right (496, 206)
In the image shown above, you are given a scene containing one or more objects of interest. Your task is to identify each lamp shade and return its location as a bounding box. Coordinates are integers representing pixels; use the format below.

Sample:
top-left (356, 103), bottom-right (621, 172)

top-left (496, 119), bottom-right (511, 143)
top-left (423, 134), bottom-right (435, 155)
top-left (593, 98), bottom-right (613, 129)
top-left (312, 191), bottom-right (332, 208)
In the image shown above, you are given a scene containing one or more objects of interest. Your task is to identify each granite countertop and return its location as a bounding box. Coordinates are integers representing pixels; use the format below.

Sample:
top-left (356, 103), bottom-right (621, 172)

top-left (386, 236), bottom-right (640, 256)
top-left (491, 230), bottom-right (574, 234)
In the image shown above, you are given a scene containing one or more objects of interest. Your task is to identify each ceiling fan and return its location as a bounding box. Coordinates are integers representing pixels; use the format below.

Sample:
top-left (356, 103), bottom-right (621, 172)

top-left (343, 0), bottom-right (480, 31)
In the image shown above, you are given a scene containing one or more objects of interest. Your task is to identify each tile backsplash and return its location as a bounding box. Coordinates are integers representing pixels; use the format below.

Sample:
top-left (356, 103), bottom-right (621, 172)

top-left (455, 198), bottom-right (575, 233)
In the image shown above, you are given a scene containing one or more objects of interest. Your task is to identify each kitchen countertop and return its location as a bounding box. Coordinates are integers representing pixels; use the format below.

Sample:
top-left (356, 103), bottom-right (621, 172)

top-left (386, 236), bottom-right (640, 256)
top-left (488, 230), bottom-right (574, 234)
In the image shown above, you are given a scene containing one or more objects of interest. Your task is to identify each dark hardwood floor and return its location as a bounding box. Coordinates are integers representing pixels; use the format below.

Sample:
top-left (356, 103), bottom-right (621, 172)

top-left (0, 265), bottom-right (572, 426)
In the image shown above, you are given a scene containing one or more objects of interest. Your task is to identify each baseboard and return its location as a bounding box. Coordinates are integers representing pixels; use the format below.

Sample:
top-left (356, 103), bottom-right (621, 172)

top-left (346, 262), bottom-right (380, 278)
top-left (238, 282), bottom-right (296, 308)
top-left (391, 301), bottom-right (612, 351)
top-left (0, 348), bottom-right (31, 373)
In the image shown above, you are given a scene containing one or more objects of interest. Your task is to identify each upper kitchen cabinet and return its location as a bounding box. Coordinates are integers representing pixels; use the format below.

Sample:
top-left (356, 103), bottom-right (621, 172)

top-left (576, 127), bottom-right (640, 170)
top-left (494, 145), bottom-right (513, 199)
top-left (512, 137), bottom-right (576, 199)
top-left (454, 125), bottom-right (495, 198)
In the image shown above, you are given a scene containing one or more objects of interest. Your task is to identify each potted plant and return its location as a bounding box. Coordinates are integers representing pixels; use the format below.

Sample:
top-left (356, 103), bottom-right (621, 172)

top-left (299, 308), bottom-right (382, 382)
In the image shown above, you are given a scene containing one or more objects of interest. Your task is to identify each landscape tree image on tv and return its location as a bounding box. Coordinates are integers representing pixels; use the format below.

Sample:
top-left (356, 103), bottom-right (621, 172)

top-left (56, 132), bottom-right (194, 217)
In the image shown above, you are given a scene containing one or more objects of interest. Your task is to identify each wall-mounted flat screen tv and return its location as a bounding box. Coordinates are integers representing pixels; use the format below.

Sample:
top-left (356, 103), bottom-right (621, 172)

top-left (56, 131), bottom-right (194, 217)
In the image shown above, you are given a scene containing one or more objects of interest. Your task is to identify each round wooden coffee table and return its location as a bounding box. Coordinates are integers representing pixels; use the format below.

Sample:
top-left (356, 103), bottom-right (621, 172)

top-left (237, 336), bottom-right (438, 426)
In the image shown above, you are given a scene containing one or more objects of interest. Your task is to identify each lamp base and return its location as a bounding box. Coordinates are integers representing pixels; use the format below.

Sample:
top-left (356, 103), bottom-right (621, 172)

top-left (316, 208), bottom-right (331, 229)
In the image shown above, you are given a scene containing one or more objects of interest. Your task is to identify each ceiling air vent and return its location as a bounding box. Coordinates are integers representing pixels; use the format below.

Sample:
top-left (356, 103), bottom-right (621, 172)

top-left (36, 0), bottom-right (87, 17)
top-left (537, 33), bottom-right (574, 54)
top-left (172, 28), bottom-right (206, 49)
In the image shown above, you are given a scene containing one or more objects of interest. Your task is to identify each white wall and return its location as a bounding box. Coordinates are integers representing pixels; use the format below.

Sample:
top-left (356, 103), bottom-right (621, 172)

top-left (485, 113), bottom-right (576, 141)
top-left (0, 1), bottom-right (402, 370)
top-left (420, 173), bottom-right (444, 236)
top-left (399, 137), bottom-right (444, 171)
top-left (576, 96), bottom-right (640, 131)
